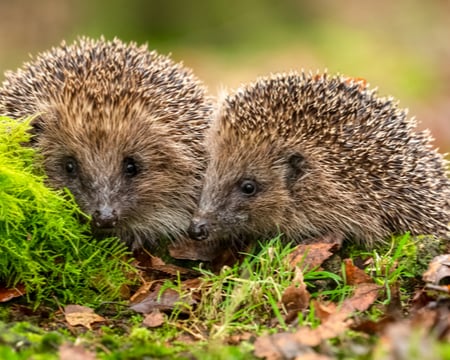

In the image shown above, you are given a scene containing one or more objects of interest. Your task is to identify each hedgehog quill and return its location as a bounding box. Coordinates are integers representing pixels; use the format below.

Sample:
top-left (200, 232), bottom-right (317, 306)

top-left (188, 72), bottom-right (450, 247)
top-left (0, 37), bottom-right (212, 249)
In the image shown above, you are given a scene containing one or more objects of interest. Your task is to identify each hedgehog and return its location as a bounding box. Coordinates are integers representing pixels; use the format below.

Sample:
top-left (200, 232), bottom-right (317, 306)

top-left (188, 72), bottom-right (450, 248)
top-left (0, 37), bottom-right (212, 249)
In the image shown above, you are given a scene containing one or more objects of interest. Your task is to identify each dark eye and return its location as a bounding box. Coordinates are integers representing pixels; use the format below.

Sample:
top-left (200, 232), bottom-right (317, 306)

top-left (123, 157), bottom-right (139, 177)
top-left (64, 157), bottom-right (78, 177)
top-left (240, 180), bottom-right (258, 196)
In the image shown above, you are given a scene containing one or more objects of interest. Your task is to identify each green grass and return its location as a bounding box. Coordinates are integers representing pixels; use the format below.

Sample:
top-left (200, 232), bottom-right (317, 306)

top-left (348, 233), bottom-right (437, 307)
top-left (161, 237), bottom-right (352, 340)
top-left (193, 237), bottom-right (296, 338)
top-left (0, 232), bottom-right (447, 359)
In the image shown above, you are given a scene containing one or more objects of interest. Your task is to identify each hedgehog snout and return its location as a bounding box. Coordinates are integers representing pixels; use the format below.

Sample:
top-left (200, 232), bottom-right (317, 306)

top-left (93, 205), bottom-right (119, 229)
top-left (188, 217), bottom-right (210, 241)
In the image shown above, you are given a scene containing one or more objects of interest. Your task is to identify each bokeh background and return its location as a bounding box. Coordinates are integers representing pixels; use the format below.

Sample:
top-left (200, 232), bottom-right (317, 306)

top-left (0, 0), bottom-right (449, 150)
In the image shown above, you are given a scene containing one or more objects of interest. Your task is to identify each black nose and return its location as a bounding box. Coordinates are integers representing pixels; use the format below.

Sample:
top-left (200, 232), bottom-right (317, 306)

top-left (188, 219), bottom-right (209, 241)
top-left (93, 208), bottom-right (118, 229)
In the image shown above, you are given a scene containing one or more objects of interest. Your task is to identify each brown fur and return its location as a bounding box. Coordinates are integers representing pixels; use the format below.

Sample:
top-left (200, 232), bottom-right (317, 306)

top-left (189, 72), bottom-right (450, 247)
top-left (0, 37), bottom-right (212, 249)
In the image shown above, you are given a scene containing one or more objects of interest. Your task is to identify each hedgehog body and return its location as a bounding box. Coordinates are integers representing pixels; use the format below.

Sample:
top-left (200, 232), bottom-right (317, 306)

top-left (188, 72), bottom-right (450, 247)
top-left (0, 37), bottom-right (212, 249)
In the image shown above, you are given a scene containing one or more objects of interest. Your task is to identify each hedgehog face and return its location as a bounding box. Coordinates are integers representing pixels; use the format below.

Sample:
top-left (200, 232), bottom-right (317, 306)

top-left (34, 105), bottom-right (200, 248)
top-left (189, 136), bottom-right (307, 243)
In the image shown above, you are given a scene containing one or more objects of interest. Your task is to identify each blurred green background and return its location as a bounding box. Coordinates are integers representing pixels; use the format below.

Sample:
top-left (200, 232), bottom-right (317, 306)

top-left (0, 0), bottom-right (449, 150)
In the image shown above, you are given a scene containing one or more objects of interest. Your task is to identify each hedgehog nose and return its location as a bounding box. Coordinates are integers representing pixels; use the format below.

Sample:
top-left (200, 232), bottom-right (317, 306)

top-left (188, 218), bottom-right (209, 241)
top-left (93, 207), bottom-right (118, 229)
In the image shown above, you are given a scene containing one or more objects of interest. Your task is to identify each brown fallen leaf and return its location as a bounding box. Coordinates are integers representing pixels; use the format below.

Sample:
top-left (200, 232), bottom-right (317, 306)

top-left (169, 238), bottom-right (227, 261)
top-left (351, 315), bottom-right (397, 336)
top-left (142, 310), bottom-right (165, 328)
top-left (351, 284), bottom-right (400, 335)
top-left (254, 278), bottom-right (380, 358)
top-left (254, 332), bottom-right (314, 360)
top-left (282, 276), bottom-right (311, 324)
top-left (133, 250), bottom-right (199, 279)
top-left (342, 282), bottom-right (380, 312)
top-left (0, 284), bottom-right (26, 302)
top-left (344, 259), bottom-right (373, 285)
top-left (58, 343), bottom-right (96, 360)
top-left (295, 354), bottom-right (333, 360)
top-left (227, 332), bottom-right (254, 345)
top-left (149, 254), bottom-right (166, 267)
top-left (132, 250), bottom-right (165, 269)
top-left (422, 254), bottom-right (450, 285)
top-left (170, 239), bottom-right (246, 270)
top-left (131, 277), bottom-right (203, 307)
top-left (295, 309), bottom-right (352, 347)
top-left (129, 279), bottom-right (163, 303)
top-left (411, 305), bottom-right (450, 341)
top-left (311, 299), bottom-right (336, 323)
top-left (130, 286), bottom-right (195, 314)
top-left (174, 332), bottom-right (199, 345)
top-left (289, 238), bottom-right (341, 271)
top-left (373, 319), bottom-right (444, 360)
top-left (151, 264), bottom-right (199, 277)
top-left (64, 305), bottom-right (106, 330)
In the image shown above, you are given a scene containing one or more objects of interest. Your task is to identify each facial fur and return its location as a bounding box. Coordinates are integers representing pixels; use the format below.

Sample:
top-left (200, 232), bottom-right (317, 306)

top-left (195, 125), bottom-right (383, 245)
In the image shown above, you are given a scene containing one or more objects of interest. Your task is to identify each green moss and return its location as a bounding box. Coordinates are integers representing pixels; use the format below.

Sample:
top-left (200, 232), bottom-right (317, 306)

top-left (0, 116), bottom-right (134, 306)
top-left (0, 321), bottom-right (62, 360)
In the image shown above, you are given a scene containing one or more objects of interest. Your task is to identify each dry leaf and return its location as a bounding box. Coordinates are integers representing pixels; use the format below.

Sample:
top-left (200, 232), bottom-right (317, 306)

top-left (344, 259), bottom-right (373, 285)
top-left (227, 332), bottom-right (254, 345)
top-left (151, 264), bottom-right (199, 277)
top-left (129, 279), bottom-right (163, 303)
top-left (142, 310), bottom-right (165, 328)
top-left (255, 278), bottom-right (380, 355)
top-left (132, 250), bottom-right (165, 268)
top-left (254, 332), bottom-right (313, 360)
top-left (130, 287), bottom-right (195, 314)
top-left (374, 320), bottom-right (442, 360)
top-left (174, 333), bottom-right (198, 344)
top-left (0, 284), bottom-right (25, 302)
top-left (150, 254), bottom-right (166, 267)
top-left (422, 254), bottom-right (450, 285)
top-left (282, 283), bottom-right (311, 323)
top-left (311, 300), bottom-right (336, 323)
top-left (133, 251), bottom-right (197, 278)
top-left (256, 296), bottom-right (352, 355)
top-left (64, 305), bottom-right (106, 330)
top-left (170, 239), bottom-right (243, 270)
top-left (169, 238), bottom-right (225, 261)
top-left (411, 305), bottom-right (450, 341)
top-left (343, 282), bottom-right (380, 312)
top-left (351, 315), bottom-right (396, 336)
top-left (295, 310), bottom-right (351, 347)
top-left (295, 354), bottom-right (333, 360)
top-left (58, 343), bottom-right (96, 360)
top-left (289, 240), bottom-right (340, 270)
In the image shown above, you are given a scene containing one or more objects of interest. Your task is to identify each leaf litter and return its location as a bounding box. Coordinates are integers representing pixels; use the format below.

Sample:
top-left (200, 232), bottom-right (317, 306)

top-left (2, 237), bottom-right (449, 359)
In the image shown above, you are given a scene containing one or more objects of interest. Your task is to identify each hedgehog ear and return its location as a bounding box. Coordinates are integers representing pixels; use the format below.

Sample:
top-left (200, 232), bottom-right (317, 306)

top-left (28, 115), bottom-right (45, 144)
top-left (285, 152), bottom-right (307, 186)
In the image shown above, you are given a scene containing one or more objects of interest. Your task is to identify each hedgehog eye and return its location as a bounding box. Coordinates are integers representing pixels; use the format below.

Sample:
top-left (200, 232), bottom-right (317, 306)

top-left (64, 157), bottom-right (78, 177)
top-left (123, 157), bottom-right (139, 177)
top-left (239, 180), bottom-right (258, 196)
